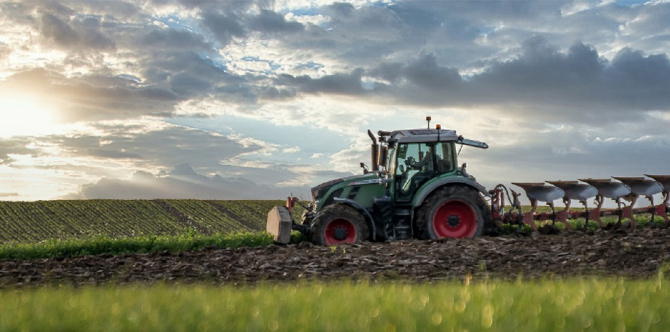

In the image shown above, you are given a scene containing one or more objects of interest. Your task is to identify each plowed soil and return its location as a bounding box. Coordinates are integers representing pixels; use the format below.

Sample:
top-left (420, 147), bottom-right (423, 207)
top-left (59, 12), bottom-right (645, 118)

top-left (2, 227), bottom-right (670, 287)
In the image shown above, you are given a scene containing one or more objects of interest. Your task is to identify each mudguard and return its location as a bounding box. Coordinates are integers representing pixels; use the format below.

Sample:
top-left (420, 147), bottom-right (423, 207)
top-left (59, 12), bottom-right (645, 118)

top-left (412, 177), bottom-right (489, 208)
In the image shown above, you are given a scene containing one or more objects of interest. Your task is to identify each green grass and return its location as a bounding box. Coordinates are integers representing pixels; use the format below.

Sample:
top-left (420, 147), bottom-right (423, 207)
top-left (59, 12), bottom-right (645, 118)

top-left (0, 230), bottom-right (309, 260)
top-left (1, 276), bottom-right (669, 331)
top-left (499, 212), bottom-right (668, 234)
top-left (0, 230), bottom-right (275, 260)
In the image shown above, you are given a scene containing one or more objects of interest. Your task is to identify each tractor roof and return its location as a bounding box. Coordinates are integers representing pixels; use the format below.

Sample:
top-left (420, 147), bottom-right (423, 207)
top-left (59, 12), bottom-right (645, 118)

top-left (381, 128), bottom-right (459, 144)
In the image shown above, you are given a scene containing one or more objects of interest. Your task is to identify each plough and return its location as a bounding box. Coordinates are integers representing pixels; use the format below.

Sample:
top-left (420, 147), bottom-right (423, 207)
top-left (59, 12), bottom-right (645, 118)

top-left (492, 175), bottom-right (670, 230)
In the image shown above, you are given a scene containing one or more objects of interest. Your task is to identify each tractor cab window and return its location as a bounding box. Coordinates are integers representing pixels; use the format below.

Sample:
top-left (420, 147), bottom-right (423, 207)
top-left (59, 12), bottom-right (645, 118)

top-left (435, 142), bottom-right (456, 173)
top-left (394, 142), bottom-right (456, 202)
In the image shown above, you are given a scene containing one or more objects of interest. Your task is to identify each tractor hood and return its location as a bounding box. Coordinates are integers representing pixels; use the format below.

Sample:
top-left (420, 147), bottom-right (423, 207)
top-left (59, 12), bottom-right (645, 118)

top-left (311, 173), bottom-right (383, 207)
top-left (311, 177), bottom-right (346, 201)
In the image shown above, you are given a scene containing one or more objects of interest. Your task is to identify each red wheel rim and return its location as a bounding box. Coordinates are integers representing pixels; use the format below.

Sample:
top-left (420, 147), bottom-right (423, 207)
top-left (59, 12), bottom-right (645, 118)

top-left (324, 218), bottom-right (358, 245)
top-left (432, 200), bottom-right (477, 238)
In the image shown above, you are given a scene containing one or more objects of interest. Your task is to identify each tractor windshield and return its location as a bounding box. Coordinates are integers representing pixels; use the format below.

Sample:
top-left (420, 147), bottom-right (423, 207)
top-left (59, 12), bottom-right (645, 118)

top-left (393, 142), bottom-right (456, 201)
top-left (395, 142), bottom-right (455, 174)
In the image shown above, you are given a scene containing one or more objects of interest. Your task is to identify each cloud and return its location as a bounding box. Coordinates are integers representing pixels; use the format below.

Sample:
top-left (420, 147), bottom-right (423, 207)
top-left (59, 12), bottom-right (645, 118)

top-left (39, 12), bottom-right (116, 51)
top-left (248, 10), bottom-right (304, 34)
top-left (276, 68), bottom-right (366, 95)
top-left (53, 121), bottom-right (259, 172)
top-left (401, 54), bottom-right (463, 90)
top-left (363, 37), bottom-right (670, 125)
top-left (140, 28), bottom-right (211, 50)
top-left (0, 138), bottom-right (35, 165)
top-left (79, 163), bottom-right (308, 199)
top-left (202, 11), bottom-right (246, 45)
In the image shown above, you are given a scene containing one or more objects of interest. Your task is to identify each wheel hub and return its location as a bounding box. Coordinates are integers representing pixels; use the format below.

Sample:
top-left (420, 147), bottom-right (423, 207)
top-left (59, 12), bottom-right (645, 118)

top-left (447, 215), bottom-right (460, 227)
top-left (333, 227), bottom-right (348, 240)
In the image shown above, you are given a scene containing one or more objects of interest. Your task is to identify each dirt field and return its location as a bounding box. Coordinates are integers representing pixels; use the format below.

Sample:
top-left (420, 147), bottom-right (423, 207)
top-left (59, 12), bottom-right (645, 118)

top-left (2, 227), bottom-right (670, 287)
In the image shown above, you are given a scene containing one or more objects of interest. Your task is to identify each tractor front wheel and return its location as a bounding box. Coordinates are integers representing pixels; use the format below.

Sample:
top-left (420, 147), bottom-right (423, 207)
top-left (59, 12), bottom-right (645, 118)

top-left (311, 204), bottom-right (369, 246)
top-left (415, 185), bottom-right (486, 239)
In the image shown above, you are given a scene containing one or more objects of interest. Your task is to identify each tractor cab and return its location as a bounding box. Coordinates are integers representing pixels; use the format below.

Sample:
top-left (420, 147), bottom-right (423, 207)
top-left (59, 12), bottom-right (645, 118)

top-left (390, 141), bottom-right (457, 202)
top-left (382, 129), bottom-right (460, 204)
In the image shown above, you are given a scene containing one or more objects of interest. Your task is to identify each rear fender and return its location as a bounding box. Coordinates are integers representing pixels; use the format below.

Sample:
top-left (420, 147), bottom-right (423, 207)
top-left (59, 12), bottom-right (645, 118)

top-left (331, 198), bottom-right (377, 241)
top-left (412, 178), bottom-right (489, 208)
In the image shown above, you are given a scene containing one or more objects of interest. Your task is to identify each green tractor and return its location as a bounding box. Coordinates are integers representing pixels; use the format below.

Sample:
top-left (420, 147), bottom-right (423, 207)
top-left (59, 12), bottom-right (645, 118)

top-left (267, 116), bottom-right (494, 245)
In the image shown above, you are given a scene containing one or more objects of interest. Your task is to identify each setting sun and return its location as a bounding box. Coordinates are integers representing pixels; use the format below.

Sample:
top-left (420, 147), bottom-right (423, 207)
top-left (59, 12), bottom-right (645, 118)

top-left (0, 92), bottom-right (58, 138)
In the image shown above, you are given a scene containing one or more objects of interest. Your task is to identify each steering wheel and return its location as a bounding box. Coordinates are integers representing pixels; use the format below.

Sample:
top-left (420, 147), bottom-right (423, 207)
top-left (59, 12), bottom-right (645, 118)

top-left (404, 156), bottom-right (417, 169)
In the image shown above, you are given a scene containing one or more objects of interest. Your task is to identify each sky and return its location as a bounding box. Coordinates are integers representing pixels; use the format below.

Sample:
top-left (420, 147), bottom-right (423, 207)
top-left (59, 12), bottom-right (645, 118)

top-left (0, 0), bottom-right (669, 202)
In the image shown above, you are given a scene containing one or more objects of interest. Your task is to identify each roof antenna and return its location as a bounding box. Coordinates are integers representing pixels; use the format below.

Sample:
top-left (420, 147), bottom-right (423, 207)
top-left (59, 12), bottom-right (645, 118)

top-left (426, 115), bottom-right (431, 129)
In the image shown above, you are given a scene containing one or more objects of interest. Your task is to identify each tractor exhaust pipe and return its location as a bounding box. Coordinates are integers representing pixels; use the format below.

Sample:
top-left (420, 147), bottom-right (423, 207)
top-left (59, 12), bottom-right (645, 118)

top-left (368, 129), bottom-right (379, 172)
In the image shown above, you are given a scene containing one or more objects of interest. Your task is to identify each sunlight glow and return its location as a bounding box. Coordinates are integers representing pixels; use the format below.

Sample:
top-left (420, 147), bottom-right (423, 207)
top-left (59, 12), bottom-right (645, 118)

top-left (0, 92), bottom-right (59, 138)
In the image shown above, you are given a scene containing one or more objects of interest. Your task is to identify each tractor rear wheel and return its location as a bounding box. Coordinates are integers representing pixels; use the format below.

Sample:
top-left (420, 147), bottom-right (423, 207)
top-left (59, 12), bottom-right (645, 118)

top-left (311, 204), bottom-right (369, 246)
top-left (415, 185), bottom-right (486, 239)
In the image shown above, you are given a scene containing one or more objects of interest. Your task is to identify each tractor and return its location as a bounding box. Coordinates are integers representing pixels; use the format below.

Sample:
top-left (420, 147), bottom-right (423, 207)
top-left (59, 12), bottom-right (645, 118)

top-left (267, 116), bottom-right (495, 245)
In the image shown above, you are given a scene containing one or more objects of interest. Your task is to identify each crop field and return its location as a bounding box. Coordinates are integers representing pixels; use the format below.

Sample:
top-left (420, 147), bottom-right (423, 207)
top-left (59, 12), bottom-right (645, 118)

top-left (0, 199), bottom-right (302, 244)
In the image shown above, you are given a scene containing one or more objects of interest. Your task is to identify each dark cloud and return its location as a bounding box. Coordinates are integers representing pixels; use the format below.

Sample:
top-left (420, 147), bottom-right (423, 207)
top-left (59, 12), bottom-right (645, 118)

top-left (40, 13), bottom-right (78, 47)
top-left (472, 39), bottom-right (670, 118)
top-left (248, 10), bottom-right (304, 34)
top-left (169, 72), bottom-right (212, 97)
top-left (402, 54), bottom-right (462, 90)
top-left (364, 38), bottom-right (670, 124)
top-left (141, 28), bottom-right (211, 50)
top-left (608, 48), bottom-right (670, 89)
top-left (275, 68), bottom-right (365, 96)
top-left (39, 12), bottom-right (115, 50)
top-left (202, 12), bottom-right (246, 45)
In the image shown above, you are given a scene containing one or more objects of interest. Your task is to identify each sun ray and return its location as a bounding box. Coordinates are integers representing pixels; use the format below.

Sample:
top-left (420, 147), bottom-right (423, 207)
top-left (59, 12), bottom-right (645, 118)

top-left (0, 91), bottom-right (59, 138)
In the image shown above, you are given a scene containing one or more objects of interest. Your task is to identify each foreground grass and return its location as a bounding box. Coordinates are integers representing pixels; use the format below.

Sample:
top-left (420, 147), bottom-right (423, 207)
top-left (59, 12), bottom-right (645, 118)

top-left (1, 277), bottom-right (669, 331)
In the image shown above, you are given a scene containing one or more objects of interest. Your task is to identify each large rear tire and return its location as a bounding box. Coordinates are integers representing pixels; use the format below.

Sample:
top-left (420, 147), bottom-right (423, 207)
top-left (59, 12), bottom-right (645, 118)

top-left (415, 185), bottom-right (486, 239)
top-left (311, 204), bottom-right (369, 246)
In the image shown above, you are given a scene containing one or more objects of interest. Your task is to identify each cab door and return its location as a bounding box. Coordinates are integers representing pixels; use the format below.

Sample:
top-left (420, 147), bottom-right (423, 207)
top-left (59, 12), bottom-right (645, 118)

top-left (392, 142), bottom-right (456, 204)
